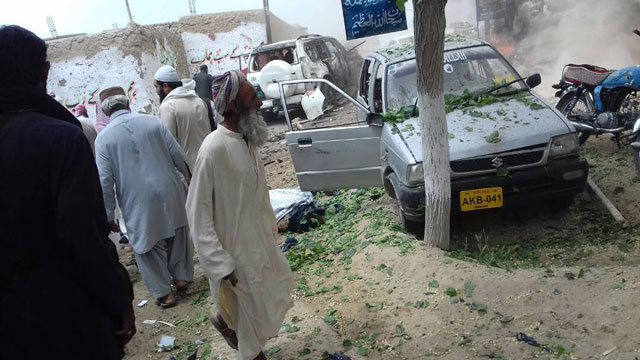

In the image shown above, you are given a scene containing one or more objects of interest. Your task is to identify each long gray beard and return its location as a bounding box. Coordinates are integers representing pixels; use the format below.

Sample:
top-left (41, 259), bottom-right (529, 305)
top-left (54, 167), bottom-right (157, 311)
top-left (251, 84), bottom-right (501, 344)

top-left (238, 111), bottom-right (269, 147)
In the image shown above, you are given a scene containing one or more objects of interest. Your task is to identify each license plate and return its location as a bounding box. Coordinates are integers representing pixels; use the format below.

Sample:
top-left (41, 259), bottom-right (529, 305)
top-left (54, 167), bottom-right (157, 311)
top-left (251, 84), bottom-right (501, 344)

top-left (460, 187), bottom-right (503, 211)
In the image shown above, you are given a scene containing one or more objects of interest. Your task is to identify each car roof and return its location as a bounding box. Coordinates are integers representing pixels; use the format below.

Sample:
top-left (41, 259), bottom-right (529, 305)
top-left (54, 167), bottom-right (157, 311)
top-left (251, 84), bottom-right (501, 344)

top-left (371, 36), bottom-right (488, 64)
top-left (251, 40), bottom-right (297, 54)
top-left (250, 35), bottom-right (331, 55)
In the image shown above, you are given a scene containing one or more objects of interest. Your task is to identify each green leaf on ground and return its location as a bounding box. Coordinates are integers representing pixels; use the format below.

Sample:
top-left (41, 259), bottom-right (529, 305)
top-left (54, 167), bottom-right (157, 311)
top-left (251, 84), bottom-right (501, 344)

top-left (195, 312), bottom-right (208, 326)
top-left (265, 346), bottom-right (281, 356)
top-left (199, 343), bottom-right (212, 360)
top-left (445, 287), bottom-right (458, 297)
top-left (358, 346), bottom-right (370, 356)
top-left (324, 315), bottom-right (337, 326)
top-left (365, 302), bottom-right (384, 312)
top-left (291, 316), bottom-right (301, 324)
top-left (298, 348), bottom-right (311, 356)
top-left (343, 339), bottom-right (353, 348)
top-left (464, 281), bottom-right (476, 298)
top-left (191, 291), bottom-right (209, 306)
top-left (467, 302), bottom-right (488, 314)
top-left (428, 280), bottom-right (439, 288)
top-left (282, 323), bottom-right (300, 333)
top-left (414, 300), bottom-right (429, 309)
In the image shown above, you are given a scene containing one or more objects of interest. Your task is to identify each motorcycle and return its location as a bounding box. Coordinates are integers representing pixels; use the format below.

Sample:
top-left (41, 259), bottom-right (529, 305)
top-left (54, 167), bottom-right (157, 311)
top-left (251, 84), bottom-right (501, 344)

top-left (553, 29), bottom-right (640, 170)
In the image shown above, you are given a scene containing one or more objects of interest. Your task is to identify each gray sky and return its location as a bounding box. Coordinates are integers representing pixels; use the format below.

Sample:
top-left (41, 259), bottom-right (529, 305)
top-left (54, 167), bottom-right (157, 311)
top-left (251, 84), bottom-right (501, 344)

top-left (1, 0), bottom-right (475, 42)
top-left (0, 0), bottom-right (264, 39)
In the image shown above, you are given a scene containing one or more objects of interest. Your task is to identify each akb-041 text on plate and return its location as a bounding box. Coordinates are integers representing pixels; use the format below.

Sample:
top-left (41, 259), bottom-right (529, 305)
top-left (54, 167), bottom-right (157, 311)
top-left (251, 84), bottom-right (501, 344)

top-left (460, 187), bottom-right (503, 211)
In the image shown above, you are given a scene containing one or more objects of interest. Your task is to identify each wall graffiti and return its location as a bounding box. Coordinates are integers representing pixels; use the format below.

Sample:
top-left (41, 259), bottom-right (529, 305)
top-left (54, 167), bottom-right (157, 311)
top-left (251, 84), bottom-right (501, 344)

top-left (160, 48), bottom-right (178, 68)
top-left (60, 81), bottom-right (139, 111)
top-left (188, 44), bottom-right (258, 66)
top-left (181, 22), bottom-right (267, 76)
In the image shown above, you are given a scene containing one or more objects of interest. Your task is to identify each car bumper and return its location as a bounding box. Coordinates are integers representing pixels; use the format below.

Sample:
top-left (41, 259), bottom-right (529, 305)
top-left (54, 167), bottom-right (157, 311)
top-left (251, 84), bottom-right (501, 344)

top-left (392, 156), bottom-right (589, 222)
top-left (260, 95), bottom-right (304, 112)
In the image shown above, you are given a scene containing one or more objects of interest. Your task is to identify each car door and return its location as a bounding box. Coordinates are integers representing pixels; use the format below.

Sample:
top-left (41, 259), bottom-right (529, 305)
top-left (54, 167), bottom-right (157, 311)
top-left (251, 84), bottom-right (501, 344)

top-left (278, 78), bottom-right (384, 192)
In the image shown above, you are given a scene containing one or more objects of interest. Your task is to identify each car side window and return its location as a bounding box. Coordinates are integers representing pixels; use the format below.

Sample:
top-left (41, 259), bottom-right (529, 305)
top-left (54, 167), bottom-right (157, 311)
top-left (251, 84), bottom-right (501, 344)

top-left (373, 64), bottom-right (384, 113)
top-left (304, 42), bottom-right (318, 62)
top-left (315, 40), bottom-right (331, 60)
top-left (325, 40), bottom-right (339, 56)
top-left (360, 60), bottom-right (374, 103)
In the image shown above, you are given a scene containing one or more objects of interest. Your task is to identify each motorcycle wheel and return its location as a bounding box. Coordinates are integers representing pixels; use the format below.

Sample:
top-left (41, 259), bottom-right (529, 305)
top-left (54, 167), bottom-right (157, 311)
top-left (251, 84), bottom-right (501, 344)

top-left (556, 92), bottom-right (593, 145)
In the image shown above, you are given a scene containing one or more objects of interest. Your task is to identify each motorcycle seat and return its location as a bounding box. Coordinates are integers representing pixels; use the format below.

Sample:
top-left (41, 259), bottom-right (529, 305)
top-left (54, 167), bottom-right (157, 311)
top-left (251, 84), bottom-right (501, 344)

top-left (562, 64), bottom-right (613, 86)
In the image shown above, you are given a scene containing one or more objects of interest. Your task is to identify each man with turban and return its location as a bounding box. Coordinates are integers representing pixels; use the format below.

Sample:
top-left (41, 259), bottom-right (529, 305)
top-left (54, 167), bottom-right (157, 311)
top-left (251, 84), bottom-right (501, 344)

top-left (95, 86), bottom-right (194, 308)
top-left (186, 70), bottom-right (293, 360)
top-left (154, 65), bottom-right (212, 168)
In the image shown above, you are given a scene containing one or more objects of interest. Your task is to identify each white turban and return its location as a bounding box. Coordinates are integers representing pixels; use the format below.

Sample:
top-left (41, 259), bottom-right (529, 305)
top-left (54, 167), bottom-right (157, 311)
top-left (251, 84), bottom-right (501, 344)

top-left (154, 65), bottom-right (180, 82)
top-left (212, 70), bottom-right (246, 116)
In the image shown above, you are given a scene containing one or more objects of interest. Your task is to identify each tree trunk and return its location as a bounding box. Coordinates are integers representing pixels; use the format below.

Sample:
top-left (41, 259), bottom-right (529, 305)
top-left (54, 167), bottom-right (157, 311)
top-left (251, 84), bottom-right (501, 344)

top-left (413, 0), bottom-right (451, 249)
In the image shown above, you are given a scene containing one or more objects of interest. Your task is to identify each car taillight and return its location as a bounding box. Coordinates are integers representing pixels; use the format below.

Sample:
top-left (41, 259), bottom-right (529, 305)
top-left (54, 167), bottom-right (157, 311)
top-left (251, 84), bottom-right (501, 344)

top-left (241, 68), bottom-right (247, 75)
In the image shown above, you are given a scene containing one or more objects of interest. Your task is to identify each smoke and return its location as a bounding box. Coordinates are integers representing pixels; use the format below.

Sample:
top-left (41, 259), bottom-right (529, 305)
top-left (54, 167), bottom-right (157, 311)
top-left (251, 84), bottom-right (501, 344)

top-left (511, 0), bottom-right (640, 99)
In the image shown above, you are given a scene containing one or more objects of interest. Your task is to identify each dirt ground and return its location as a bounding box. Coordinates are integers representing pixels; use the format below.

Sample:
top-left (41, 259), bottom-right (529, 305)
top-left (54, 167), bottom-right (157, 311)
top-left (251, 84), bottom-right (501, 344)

top-left (121, 121), bottom-right (640, 360)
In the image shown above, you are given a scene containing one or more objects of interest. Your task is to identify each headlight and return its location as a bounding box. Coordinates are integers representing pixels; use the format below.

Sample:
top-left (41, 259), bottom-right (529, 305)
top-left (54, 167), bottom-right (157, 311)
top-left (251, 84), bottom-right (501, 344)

top-left (406, 163), bottom-right (424, 185)
top-left (549, 133), bottom-right (579, 158)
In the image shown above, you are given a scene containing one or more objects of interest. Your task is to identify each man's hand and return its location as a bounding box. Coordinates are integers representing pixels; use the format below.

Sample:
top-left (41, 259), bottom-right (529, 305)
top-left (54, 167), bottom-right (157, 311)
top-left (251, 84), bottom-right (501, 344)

top-left (115, 303), bottom-right (136, 348)
top-left (223, 272), bottom-right (238, 287)
top-left (108, 220), bottom-right (121, 233)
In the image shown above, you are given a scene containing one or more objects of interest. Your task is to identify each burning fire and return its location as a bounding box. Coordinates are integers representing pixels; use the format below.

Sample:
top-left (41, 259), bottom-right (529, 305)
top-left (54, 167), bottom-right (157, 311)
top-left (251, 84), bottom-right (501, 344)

top-left (492, 36), bottom-right (516, 58)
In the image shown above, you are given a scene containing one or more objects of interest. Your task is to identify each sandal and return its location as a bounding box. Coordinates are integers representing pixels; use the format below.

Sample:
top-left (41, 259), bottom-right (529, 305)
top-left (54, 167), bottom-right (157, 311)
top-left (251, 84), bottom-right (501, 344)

top-left (155, 294), bottom-right (177, 309)
top-left (211, 313), bottom-right (238, 350)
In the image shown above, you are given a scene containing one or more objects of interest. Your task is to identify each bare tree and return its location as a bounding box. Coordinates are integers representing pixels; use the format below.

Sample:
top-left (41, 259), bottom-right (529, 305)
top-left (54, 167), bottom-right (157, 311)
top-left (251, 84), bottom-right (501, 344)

top-left (413, 0), bottom-right (451, 249)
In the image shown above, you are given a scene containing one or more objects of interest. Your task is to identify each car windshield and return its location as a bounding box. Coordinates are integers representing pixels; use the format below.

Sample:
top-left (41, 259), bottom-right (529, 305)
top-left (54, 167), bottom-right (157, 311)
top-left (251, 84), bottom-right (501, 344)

top-left (386, 45), bottom-right (525, 110)
top-left (250, 46), bottom-right (298, 72)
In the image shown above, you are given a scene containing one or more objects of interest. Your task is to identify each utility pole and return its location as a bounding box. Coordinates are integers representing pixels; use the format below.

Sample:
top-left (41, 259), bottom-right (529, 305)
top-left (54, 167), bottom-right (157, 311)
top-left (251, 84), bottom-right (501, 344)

top-left (188, 0), bottom-right (196, 15)
top-left (124, 0), bottom-right (134, 24)
top-left (263, 0), bottom-right (272, 43)
top-left (46, 16), bottom-right (58, 38)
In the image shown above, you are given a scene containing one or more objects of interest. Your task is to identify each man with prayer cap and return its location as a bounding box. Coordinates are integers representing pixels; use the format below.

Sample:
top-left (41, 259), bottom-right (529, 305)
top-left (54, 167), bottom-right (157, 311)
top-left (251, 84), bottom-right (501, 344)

top-left (73, 103), bottom-right (98, 155)
top-left (95, 86), bottom-right (194, 309)
top-left (0, 25), bottom-right (135, 360)
top-left (186, 70), bottom-right (293, 360)
top-left (154, 65), bottom-right (212, 168)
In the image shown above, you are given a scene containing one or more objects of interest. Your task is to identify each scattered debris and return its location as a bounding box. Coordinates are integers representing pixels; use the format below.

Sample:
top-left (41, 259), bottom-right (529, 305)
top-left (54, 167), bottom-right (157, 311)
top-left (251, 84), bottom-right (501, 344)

top-left (602, 346), bottom-right (617, 357)
top-left (281, 237), bottom-right (299, 252)
top-left (142, 320), bottom-right (157, 325)
top-left (194, 339), bottom-right (210, 346)
top-left (516, 332), bottom-right (542, 348)
top-left (157, 335), bottom-right (175, 352)
top-left (137, 300), bottom-right (148, 307)
top-left (158, 321), bottom-right (176, 327)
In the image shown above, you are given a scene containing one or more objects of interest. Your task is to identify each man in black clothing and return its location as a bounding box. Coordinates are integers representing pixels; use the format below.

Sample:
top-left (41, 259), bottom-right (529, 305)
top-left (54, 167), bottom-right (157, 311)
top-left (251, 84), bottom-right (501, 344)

top-left (193, 64), bottom-right (214, 101)
top-left (0, 25), bottom-right (136, 360)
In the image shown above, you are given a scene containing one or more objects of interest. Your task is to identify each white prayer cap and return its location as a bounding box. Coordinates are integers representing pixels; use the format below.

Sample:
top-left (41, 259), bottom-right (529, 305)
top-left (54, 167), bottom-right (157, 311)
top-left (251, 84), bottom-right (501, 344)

top-left (154, 65), bottom-right (180, 82)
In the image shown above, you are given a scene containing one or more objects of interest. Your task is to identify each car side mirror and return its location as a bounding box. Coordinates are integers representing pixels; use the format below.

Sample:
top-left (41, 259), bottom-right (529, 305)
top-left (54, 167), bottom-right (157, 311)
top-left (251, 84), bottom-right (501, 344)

top-left (526, 73), bottom-right (542, 89)
top-left (367, 113), bottom-right (384, 127)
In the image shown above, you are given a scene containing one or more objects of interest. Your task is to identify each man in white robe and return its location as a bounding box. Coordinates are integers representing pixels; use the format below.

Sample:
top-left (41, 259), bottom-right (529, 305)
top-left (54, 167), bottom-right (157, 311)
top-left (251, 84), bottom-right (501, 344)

top-left (154, 65), bottom-right (212, 168)
top-left (95, 86), bottom-right (194, 308)
top-left (186, 70), bottom-right (293, 360)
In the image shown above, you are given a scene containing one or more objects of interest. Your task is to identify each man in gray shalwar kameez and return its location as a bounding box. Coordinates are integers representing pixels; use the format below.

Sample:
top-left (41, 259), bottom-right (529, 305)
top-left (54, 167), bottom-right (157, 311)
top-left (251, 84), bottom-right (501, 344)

top-left (95, 86), bottom-right (194, 308)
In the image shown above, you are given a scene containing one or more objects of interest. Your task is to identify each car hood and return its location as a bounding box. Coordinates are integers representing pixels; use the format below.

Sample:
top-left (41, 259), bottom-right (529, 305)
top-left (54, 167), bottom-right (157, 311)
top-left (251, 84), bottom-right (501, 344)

top-left (394, 92), bottom-right (572, 162)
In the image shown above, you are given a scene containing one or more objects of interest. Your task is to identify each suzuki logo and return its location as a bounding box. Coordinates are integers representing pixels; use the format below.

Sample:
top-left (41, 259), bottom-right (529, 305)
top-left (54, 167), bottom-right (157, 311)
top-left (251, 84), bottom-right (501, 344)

top-left (491, 157), bottom-right (504, 168)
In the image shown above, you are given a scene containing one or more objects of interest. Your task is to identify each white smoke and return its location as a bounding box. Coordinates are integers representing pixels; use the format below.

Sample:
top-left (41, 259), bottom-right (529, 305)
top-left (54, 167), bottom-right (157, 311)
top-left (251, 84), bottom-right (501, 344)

top-left (512, 0), bottom-right (640, 99)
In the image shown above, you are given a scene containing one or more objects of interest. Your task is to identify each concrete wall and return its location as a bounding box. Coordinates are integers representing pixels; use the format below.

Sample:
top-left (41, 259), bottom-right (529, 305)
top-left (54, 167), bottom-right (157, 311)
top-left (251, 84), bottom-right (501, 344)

top-left (46, 24), bottom-right (188, 121)
top-left (46, 10), bottom-right (272, 121)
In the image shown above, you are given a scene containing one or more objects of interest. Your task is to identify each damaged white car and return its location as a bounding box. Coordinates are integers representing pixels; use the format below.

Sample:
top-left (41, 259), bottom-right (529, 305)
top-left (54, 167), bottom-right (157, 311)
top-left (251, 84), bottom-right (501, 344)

top-left (246, 35), bottom-right (351, 121)
top-left (277, 37), bottom-right (588, 232)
